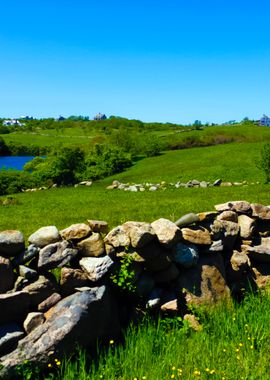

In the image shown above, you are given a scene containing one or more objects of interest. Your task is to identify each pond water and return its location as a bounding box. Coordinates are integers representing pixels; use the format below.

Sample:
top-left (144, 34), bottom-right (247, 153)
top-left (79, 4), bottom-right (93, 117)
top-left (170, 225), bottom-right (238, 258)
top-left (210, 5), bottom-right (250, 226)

top-left (0, 156), bottom-right (35, 170)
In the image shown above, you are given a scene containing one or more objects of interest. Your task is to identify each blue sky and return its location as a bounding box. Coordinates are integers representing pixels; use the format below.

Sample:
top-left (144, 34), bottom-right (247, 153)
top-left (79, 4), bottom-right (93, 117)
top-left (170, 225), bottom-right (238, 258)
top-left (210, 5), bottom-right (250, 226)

top-left (1, 0), bottom-right (270, 124)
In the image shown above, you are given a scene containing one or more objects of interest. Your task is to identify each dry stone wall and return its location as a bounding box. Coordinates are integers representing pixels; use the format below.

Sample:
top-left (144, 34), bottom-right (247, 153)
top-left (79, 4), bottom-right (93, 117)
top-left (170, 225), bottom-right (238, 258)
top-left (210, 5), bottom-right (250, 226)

top-left (1, 201), bottom-right (270, 378)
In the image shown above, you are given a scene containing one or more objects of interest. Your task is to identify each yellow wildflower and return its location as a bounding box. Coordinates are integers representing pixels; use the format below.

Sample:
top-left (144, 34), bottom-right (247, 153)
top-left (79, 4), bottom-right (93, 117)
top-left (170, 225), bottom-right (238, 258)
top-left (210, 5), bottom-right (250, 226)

top-left (109, 340), bottom-right (114, 345)
top-left (172, 366), bottom-right (176, 371)
top-left (171, 375), bottom-right (175, 379)
top-left (210, 369), bottom-right (215, 374)
top-left (48, 363), bottom-right (52, 368)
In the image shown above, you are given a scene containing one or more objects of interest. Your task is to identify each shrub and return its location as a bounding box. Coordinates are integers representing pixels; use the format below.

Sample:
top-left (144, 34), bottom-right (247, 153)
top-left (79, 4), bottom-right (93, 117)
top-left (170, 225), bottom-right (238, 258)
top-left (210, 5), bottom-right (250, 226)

top-left (256, 143), bottom-right (270, 183)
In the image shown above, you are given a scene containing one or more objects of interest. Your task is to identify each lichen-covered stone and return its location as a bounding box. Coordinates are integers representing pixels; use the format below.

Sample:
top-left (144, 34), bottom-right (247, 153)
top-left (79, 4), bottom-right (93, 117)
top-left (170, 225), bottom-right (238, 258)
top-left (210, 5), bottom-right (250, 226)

top-left (77, 233), bottom-right (105, 257)
top-left (151, 218), bottom-right (181, 247)
top-left (60, 223), bottom-right (91, 241)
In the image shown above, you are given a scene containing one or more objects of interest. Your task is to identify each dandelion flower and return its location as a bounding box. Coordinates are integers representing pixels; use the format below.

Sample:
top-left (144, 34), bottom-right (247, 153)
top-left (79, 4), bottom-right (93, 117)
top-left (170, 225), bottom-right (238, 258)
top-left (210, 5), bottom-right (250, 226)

top-left (172, 366), bottom-right (176, 371)
top-left (171, 375), bottom-right (175, 379)
top-left (239, 343), bottom-right (243, 347)
top-left (56, 361), bottom-right (61, 366)
top-left (210, 369), bottom-right (215, 374)
top-left (250, 345), bottom-right (254, 349)
top-left (109, 340), bottom-right (114, 345)
top-left (48, 363), bottom-right (52, 368)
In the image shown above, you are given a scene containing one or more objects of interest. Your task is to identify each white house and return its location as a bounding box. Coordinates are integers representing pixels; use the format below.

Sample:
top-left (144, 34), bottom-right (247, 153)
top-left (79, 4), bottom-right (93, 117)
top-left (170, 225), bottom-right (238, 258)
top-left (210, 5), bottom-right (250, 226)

top-left (94, 113), bottom-right (107, 120)
top-left (259, 114), bottom-right (270, 126)
top-left (3, 119), bottom-right (24, 127)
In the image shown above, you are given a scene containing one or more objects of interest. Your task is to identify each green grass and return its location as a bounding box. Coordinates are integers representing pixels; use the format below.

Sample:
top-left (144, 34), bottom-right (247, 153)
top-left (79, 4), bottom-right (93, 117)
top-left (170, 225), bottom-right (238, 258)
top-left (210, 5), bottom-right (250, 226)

top-left (36, 291), bottom-right (270, 379)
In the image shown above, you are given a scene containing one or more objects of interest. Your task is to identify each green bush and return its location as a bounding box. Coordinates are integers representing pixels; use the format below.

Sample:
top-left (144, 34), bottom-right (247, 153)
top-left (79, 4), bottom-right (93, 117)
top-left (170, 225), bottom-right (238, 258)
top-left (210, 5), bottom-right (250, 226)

top-left (0, 170), bottom-right (39, 195)
top-left (256, 143), bottom-right (270, 183)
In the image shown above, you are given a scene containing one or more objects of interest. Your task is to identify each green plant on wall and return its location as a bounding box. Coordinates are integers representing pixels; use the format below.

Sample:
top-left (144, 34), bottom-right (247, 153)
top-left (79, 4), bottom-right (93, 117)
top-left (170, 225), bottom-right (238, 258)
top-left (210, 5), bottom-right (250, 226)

top-left (110, 254), bottom-right (136, 293)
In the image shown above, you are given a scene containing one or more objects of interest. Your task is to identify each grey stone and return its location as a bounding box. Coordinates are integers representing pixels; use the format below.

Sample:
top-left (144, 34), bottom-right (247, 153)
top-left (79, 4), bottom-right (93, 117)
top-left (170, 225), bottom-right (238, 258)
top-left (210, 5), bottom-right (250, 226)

top-left (77, 233), bottom-right (105, 257)
top-left (23, 275), bottom-right (56, 308)
top-left (12, 244), bottom-right (39, 267)
top-left (0, 287), bottom-right (120, 380)
top-left (19, 265), bottom-right (38, 281)
top-left (0, 324), bottom-right (24, 356)
top-left (38, 241), bottom-right (78, 270)
top-left (172, 242), bottom-right (199, 268)
top-left (0, 231), bottom-right (25, 257)
top-left (28, 226), bottom-right (61, 248)
top-left (80, 256), bottom-right (114, 282)
top-left (23, 312), bottom-right (45, 334)
top-left (200, 181), bottom-right (208, 188)
top-left (175, 213), bottom-right (200, 227)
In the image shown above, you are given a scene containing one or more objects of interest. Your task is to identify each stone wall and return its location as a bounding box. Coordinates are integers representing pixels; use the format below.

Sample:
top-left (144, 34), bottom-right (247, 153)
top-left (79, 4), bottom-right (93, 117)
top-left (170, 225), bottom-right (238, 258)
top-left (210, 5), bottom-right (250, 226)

top-left (1, 200), bottom-right (270, 378)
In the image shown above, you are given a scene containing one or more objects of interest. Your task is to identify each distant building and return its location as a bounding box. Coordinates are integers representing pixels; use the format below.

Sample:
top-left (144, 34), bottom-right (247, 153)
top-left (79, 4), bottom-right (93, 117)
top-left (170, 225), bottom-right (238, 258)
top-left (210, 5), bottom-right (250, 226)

top-left (94, 113), bottom-right (107, 120)
top-left (259, 114), bottom-right (270, 126)
top-left (3, 119), bottom-right (24, 126)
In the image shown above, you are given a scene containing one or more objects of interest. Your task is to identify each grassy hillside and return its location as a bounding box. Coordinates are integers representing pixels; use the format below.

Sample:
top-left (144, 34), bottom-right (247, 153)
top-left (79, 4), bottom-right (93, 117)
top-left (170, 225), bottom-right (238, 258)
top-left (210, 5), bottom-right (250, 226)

top-left (1, 139), bottom-right (269, 237)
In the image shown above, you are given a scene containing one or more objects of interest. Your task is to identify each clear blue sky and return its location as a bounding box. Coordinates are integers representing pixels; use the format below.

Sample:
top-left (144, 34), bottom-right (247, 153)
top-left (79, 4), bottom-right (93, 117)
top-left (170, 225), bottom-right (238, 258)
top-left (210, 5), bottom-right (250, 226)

top-left (1, 0), bottom-right (270, 124)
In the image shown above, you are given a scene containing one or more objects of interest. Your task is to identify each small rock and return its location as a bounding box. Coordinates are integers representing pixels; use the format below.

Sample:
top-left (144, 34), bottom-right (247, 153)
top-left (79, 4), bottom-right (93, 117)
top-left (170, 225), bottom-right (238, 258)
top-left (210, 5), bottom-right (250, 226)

top-left (87, 220), bottom-right (108, 234)
top-left (172, 242), bottom-right (199, 268)
top-left (213, 179), bottom-right (222, 186)
top-left (60, 223), bottom-right (91, 241)
top-left (78, 233), bottom-right (105, 257)
top-left (38, 293), bottom-right (62, 312)
top-left (23, 312), bottom-right (45, 334)
top-left (217, 211), bottom-right (238, 223)
top-left (160, 299), bottom-right (178, 315)
top-left (80, 256), bottom-right (114, 282)
top-left (215, 201), bottom-right (251, 214)
top-left (19, 265), bottom-right (38, 281)
top-left (12, 244), bottom-right (40, 267)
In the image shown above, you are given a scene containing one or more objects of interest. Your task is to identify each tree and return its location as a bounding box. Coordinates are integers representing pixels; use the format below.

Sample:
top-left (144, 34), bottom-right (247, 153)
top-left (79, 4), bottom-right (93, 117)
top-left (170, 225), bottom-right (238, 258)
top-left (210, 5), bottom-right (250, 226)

top-left (256, 143), bottom-right (270, 183)
top-left (0, 137), bottom-right (10, 156)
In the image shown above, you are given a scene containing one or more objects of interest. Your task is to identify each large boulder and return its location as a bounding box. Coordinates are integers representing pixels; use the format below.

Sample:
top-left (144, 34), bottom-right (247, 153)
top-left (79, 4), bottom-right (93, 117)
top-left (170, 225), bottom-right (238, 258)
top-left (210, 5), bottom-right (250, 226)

top-left (0, 257), bottom-right (14, 293)
top-left (0, 231), bottom-right (25, 257)
top-left (28, 226), bottom-right (61, 248)
top-left (177, 253), bottom-right (230, 306)
top-left (0, 287), bottom-right (120, 379)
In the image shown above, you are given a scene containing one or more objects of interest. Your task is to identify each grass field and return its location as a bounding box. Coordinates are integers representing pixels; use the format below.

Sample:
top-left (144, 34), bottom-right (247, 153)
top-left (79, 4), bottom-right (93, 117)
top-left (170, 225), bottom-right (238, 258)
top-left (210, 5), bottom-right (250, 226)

top-left (2, 132), bottom-right (270, 380)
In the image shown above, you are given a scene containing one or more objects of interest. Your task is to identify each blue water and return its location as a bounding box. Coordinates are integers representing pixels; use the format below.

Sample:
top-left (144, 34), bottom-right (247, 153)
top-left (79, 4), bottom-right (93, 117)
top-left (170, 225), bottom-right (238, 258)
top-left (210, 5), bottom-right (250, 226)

top-left (0, 156), bottom-right (35, 170)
